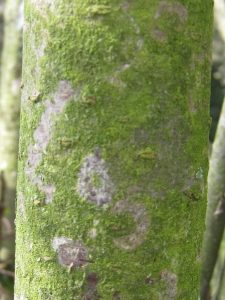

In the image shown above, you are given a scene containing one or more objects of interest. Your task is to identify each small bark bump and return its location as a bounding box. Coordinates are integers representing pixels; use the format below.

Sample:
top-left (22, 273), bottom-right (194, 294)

top-left (52, 237), bottom-right (88, 268)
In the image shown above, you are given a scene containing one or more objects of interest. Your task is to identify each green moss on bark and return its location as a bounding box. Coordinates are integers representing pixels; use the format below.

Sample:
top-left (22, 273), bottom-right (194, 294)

top-left (15, 0), bottom-right (213, 299)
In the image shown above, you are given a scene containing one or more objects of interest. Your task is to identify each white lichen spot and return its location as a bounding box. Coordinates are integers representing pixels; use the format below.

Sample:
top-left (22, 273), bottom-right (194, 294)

top-left (52, 236), bottom-right (88, 268)
top-left (16, 295), bottom-right (26, 300)
top-left (52, 236), bottom-right (73, 251)
top-left (89, 228), bottom-right (97, 239)
top-left (31, 0), bottom-right (78, 19)
top-left (27, 28), bottom-right (50, 84)
top-left (30, 0), bottom-right (55, 17)
top-left (77, 150), bottom-right (114, 206)
top-left (195, 167), bottom-right (203, 179)
top-left (188, 93), bottom-right (197, 114)
top-left (111, 199), bottom-right (150, 250)
top-left (25, 81), bottom-right (81, 203)
top-left (160, 269), bottom-right (178, 300)
top-left (93, 219), bottom-right (99, 226)
top-left (18, 192), bottom-right (26, 219)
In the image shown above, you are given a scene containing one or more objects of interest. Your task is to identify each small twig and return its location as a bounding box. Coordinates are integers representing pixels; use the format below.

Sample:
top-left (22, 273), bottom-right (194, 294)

top-left (2, 217), bottom-right (12, 235)
top-left (0, 268), bottom-right (14, 277)
top-left (214, 255), bottom-right (225, 299)
top-left (2, 231), bottom-right (15, 239)
top-left (0, 171), bottom-right (6, 252)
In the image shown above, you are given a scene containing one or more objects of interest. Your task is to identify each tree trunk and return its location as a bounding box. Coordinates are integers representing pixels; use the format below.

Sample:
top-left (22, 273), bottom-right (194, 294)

top-left (200, 2), bottom-right (225, 299)
top-left (0, 0), bottom-right (22, 287)
top-left (200, 98), bottom-right (225, 300)
top-left (15, 1), bottom-right (213, 299)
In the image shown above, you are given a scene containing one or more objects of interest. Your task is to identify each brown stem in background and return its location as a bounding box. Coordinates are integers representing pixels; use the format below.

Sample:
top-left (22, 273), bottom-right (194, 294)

top-left (0, 268), bottom-right (14, 277)
top-left (0, 171), bottom-right (6, 249)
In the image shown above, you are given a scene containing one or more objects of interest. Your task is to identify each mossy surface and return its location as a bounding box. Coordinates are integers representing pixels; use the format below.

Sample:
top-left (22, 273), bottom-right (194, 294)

top-left (15, 0), bottom-right (213, 299)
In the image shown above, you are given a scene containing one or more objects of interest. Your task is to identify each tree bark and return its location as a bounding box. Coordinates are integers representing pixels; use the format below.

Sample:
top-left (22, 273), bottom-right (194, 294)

top-left (15, 1), bottom-right (213, 299)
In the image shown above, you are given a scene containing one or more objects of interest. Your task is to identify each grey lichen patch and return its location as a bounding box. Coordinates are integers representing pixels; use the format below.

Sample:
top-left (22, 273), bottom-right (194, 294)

top-left (15, 294), bottom-right (26, 300)
top-left (30, 0), bottom-right (55, 18)
top-left (77, 150), bottom-right (115, 206)
top-left (25, 28), bottom-right (50, 87)
top-left (36, 28), bottom-right (49, 57)
top-left (160, 269), bottom-right (178, 300)
top-left (91, 173), bottom-right (102, 188)
top-left (111, 199), bottom-right (150, 250)
top-left (18, 192), bottom-right (26, 219)
top-left (34, 1), bottom-right (80, 19)
top-left (52, 237), bottom-right (88, 268)
top-left (195, 166), bottom-right (204, 179)
top-left (188, 93), bottom-right (197, 114)
top-left (155, 1), bottom-right (188, 23)
top-left (89, 228), bottom-right (97, 239)
top-left (25, 81), bottom-right (80, 203)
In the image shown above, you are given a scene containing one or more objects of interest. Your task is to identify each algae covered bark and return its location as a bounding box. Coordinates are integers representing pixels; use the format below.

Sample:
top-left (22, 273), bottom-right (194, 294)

top-left (15, 1), bottom-right (213, 299)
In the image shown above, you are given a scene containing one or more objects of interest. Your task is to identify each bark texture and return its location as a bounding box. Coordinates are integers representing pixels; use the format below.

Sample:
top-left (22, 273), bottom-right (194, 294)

top-left (15, 1), bottom-right (213, 299)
